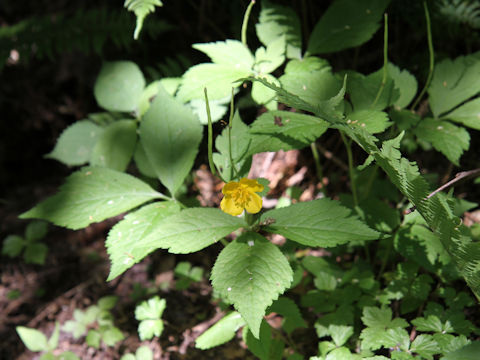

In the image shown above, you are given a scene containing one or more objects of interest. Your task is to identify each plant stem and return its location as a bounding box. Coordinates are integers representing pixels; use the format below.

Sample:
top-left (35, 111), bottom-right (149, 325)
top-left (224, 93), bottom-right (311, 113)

top-left (204, 88), bottom-right (217, 177)
top-left (371, 13), bottom-right (388, 108)
top-left (340, 131), bottom-right (358, 206)
top-left (410, 1), bottom-right (434, 111)
top-left (310, 142), bottom-right (326, 196)
top-left (241, 0), bottom-right (256, 46)
top-left (227, 88), bottom-right (239, 179)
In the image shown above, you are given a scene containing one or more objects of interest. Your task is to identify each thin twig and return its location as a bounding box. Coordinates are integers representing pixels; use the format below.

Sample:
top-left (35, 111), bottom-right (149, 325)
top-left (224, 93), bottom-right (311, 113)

top-left (404, 168), bottom-right (480, 214)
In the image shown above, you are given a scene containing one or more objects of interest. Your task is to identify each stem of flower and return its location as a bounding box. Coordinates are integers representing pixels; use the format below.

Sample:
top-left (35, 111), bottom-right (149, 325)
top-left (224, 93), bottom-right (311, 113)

top-left (204, 88), bottom-right (217, 177)
top-left (340, 131), bottom-right (358, 206)
top-left (310, 142), bottom-right (326, 196)
top-left (241, 0), bottom-right (256, 46)
top-left (228, 88), bottom-right (239, 179)
top-left (371, 13), bottom-right (388, 109)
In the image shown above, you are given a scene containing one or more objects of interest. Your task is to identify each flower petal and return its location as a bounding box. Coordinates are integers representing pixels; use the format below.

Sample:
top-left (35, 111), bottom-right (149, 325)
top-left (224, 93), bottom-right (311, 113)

top-left (222, 181), bottom-right (239, 195)
top-left (245, 192), bottom-right (263, 214)
top-left (220, 196), bottom-right (244, 216)
top-left (239, 178), bottom-right (264, 193)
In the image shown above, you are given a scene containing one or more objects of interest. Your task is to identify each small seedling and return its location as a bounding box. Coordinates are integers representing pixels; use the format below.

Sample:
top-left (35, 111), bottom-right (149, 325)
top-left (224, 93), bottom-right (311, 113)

top-left (2, 220), bottom-right (49, 264)
top-left (135, 295), bottom-right (166, 340)
top-left (174, 261), bottom-right (203, 290)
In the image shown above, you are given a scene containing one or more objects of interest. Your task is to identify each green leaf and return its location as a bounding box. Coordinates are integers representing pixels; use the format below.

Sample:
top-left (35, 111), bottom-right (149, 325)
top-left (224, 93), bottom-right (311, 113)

top-left (410, 334), bottom-right (440, 358)
top-left (142, 208), bottom-right (246, 254)
top-left (98, 296), bottom-right (117, 311)
top-left (196, 312), bottom-right (246, 350)
top-left (362, 306), bottom-right (409, 329)
top-left (2, 235), bottom-right (25, 257)
top-left (256, 0), bottom-right (302, 59)
top-left (58, 352), bottom-right (81, 360)
top-left (307, 0), bottom-right (391, 54)
top-left (177, 63), bottom-right (251, 102)
top-left (412, 315), bottom-right (451, 333)
top-left (121, 354), bottom-right (136, 360)
top-left (190, 97), bottom-right (229, 125)
top-left (16, 326), bottom-right (49, 352)
top-left (86, 329), bottom-right (101, 349)
top-left (280, 57), bottom-right (342, 106)
top-left (140, 85), bottom-right (202, 195)
top-left (261, 199), bottom-right (379, 247)
top-left (94, 61), bottom-right (146, 112)
top-left (251, 74), bottom-right (279, 109)
top-left (101, 326), bottom-right (124, 346)
top-left (347, 69), bottom-right (399, 111)
top-left (443, 97), bottom-right (480, 130)
top-left (388, 63), bottom-right (418, 109)
top-left (441, 341), bottom-right (480, 360)
top-left (138, 319), bottom-right (164, 340)
top-left (428, 52), bottom-right (480, 117)
top-left (345, 110), bottom-right (391, 134)
top-left (24, 242), bottom-right (48, 265)
top-left (211, 233), bottom-right (293, 338)
top-left (329, 325), bottom-right (354, 347)
top-left (63, 319), bottom-right (86, 339)
top-left (90, 120), bottom-right (137, 171)
top-left (133, 142), bottom-right (157, 178)
top-left (254, 37), bottom-right (285, 75)
top-left (136, 346), bottom-right (153, 360)
top-left (106, 201), bottom-right (181, 281)
top-left (20, 167), bottom-right (161, 230)
top-left (414, 118), bottom-right (470, 165)
top-left (45, 120), bottom-right (103, 166)
top-left (25, 220), bottom-right (48, 242)
top-left (250, 110), bottom-right (329, 146)
top-left (135, 296), bottom-right (166, 321)
top-left (124, 0), bottom-right (163, 39)
top-left (193, 40), bottom-right (254, 70)
top-left (267, 297), bottom-right (307, 334)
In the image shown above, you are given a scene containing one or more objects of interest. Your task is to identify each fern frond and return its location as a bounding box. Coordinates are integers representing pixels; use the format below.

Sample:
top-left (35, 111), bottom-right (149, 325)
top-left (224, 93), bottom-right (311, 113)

top-left (124, 0), bottom-right (163, 40)
top-left (437, 0), bottom-right (480, 28)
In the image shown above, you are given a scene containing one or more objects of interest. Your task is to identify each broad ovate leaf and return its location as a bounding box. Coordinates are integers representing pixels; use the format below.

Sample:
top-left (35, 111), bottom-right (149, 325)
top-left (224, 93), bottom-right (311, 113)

top-left (90, 120), bottom-right (137, 171)
top-left (140, 85), bottom-right (202, 196)
top-left (211, 233), bottom-right (293, 338)
top-left (46, 120), bottom-right (103, 166)
top-left (307, 0), bottom-right (391, 54)
top-left (106, 202), bottom-right (181, 281)
top-left (94, 61), bottom-right (145, 113)
top-left (261, 199), bottom-right (379, 247)
top-left (20, 167), bottom-right (162, 230)
top-left (443, 97), bottom-right (480, 130)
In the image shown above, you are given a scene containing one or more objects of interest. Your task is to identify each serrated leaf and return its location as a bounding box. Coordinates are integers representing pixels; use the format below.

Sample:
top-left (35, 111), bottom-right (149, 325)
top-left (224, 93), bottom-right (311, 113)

top-left (24, 242), bottom-right (48, 265)
top-left (443, 97), bottom-right (480, 130)
top-left (190, 97), bottom-right (229, 125)
top-left (142, 208), bottom-right (246, 254)
top-left (135, 296), bottom-right (166, 321)
top-left (177, 63), bottom-right (251, 102)
top-left (211, 233), bottom-right (293, 338)
top-left (196, 312), bottom-right (246, 350)
top-left (280, 57), bottom-right (342, 106)
top-left (434, 334), bottom-right (470, 354)
top-left (412, 315), bottom-right (451, 333)
top-left (25, 220), bottom-right (48, 242)
top-left (140, 85), bottom-right (202, 195)
top-left (251, 74), bottom-right (279, 109)
top-left (2, 235), bottom-right (25, 257)
top-left (254, 37), bottom-right (285, 75)
top-left (16, 326), bottom-right (48, 352)
top-left (20, 167), bottom-right (161, 230)
top-left (307, 0), bottom-right (391, 54)
top-left (267, 297), bottom-right (307, 334)
top-left (45, 120), bottom-right (103, 166)
top-left (414, 118), bottom-right (469, 165)
top-left (261, 199), bottom-right (379, 247)
top-left (94, 61), bottom-right (145, 112)
top-left (90, 120), bottom-right (137, 171)
top-left (329, 325), bottom-right (354, 347)
top-left (410, 334), bottom-right (439, 358)
top-left (388, 63), bottom-right (417, 109)
top-left (193, 40), bottom-right (254, 70)
top-left (106, 201), bottom-right (181, 280)
top-left (346, 110), bottom-right (391, 133)
top-left (362, 307), bottom-right (409, 329)
top-left (428, 52), bottom-right (480, 117)
top-left (250, 110), bottom-right (329, 145)
top-left (256, 0), bottom-right (302, 59)
top-left (138, 319), bottom-right (164, 340)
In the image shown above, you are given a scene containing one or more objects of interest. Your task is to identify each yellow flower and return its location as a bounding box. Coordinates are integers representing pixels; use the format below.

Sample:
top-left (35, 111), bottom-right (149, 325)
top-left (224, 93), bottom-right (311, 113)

top-left (220, 178), bottom-right (264, 216)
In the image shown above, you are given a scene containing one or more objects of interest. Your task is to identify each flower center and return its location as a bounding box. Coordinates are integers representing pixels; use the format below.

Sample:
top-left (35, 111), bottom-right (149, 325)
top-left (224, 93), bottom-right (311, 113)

top-left (232, 186), bottom-right (249, 206)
